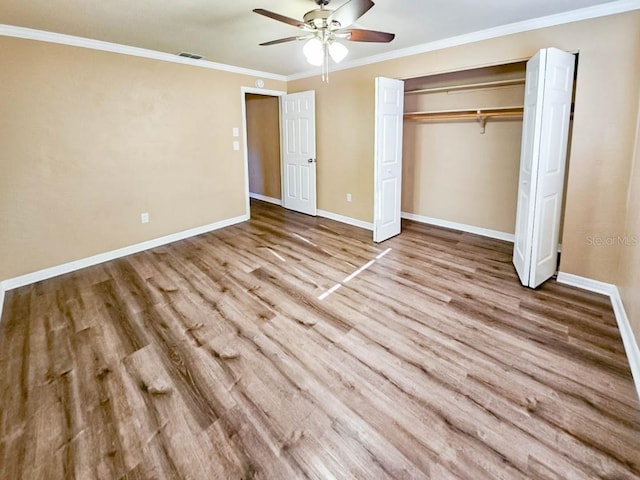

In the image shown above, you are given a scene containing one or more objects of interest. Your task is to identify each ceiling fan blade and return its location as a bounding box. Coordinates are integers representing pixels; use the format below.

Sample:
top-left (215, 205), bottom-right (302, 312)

top-left (342, 29), bottom-right (395, 43)
top-left (253, 9), bottom-right (305, 28)
top-left (327, 0), bottom-right (374, 28)
top-left (260, 36), bottom-right (304, 46)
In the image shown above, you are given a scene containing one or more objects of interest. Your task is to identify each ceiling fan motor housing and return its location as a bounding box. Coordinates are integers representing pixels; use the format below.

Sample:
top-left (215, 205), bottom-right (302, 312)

top-left (303, 9), bottom-right (340, 29)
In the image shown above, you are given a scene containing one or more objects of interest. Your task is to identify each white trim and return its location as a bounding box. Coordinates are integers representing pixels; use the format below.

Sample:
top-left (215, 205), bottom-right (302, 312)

top-left (610, 289), bottom-right (640, 401)
top-left (555, 272), bottom-right (617, 296)
top-left (249, 193), bottom-right (282, 206)
top-left (401, 212), bottom-right (515, 243)
top-left (241, 87), bottom-right (287, 97)
top-left (2, 215), bottom-right (248, 291)
top-left (0, 282), bottom-right (5, 324)
top-left (557, 272), bottom-right (640, 401)
top-left (287, 0), bottom-right (640, 81)
top-left (241, 87), bottom-right (286, 218)
top-left (0, 24), bottom-right (286, 82)
top-left (2, 1), bottom-right (638, 83)
top-left (317, 210), bottom-right (374, 231)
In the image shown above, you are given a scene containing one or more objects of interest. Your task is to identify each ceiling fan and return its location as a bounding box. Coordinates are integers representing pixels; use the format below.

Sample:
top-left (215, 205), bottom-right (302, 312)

top-left (254, 0), bottom-right (395, 80)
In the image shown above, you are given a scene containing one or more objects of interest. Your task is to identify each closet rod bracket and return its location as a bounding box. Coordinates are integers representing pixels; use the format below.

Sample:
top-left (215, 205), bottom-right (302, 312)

top-left (477, 111), bottom-right (487, 134)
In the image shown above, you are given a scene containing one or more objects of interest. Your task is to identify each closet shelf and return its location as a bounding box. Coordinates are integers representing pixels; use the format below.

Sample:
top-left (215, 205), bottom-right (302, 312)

top-left (404, 106), bottom-right (524, 121)
top-left (403, 106), bottom-right (524, 133)
top-left (405, 78), bottom-right (526, 95)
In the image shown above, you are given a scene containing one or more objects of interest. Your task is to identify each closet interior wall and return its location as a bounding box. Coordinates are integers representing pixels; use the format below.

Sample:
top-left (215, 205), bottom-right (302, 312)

top-left (402, 63), bottom-right (528, 236)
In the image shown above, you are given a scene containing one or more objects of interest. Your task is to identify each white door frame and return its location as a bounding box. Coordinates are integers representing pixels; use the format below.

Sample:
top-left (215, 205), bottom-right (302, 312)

top-left (241, 86), bottom-right (286, 217)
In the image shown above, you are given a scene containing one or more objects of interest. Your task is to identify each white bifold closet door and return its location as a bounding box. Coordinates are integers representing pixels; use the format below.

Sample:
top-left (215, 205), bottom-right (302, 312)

top-left (373, 77), bottom-right (404, 243)
top-left (513, 48), bottom-right (575, 288)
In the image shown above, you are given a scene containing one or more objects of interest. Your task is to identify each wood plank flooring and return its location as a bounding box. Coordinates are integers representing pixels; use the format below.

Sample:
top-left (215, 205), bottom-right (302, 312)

top-left (1, 199), bottom-right (639, 479)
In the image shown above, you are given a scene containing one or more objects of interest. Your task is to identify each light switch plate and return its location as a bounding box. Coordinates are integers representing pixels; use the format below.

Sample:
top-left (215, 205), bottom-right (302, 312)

top-left (232, 127), bottom-right (239, 137)
top-left (233, 141), bottom-right (240, 151)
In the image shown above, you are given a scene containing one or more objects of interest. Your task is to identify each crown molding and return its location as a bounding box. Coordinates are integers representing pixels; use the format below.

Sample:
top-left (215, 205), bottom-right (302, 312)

top-left (2, 0), bottom-right (638, 83)
top-left (287, 0), bottom-right (640, 81)
top-left (0, 24), bottom-right (287, 82)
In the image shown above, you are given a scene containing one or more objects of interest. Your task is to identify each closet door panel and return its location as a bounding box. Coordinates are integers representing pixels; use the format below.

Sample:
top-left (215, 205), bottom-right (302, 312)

top-left (513, 49), bottom-right (546, 285)
top-left (529, 48), bottom-right (575, 288)
top-left (374, 77), bottom-right (404, 243)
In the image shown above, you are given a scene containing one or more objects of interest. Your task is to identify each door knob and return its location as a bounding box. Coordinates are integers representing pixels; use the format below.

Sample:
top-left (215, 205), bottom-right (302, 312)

top-left (307, 158), bottom-right (316, 163)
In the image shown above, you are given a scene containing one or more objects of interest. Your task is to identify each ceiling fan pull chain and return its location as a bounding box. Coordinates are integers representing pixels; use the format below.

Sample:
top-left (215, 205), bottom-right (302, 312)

top-left (324, 41), bottom-right (330, 82)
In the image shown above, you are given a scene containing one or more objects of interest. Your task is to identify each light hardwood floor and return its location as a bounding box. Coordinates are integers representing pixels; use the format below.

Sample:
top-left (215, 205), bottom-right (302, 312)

top-left (1, 199), bottom-right (639, 479)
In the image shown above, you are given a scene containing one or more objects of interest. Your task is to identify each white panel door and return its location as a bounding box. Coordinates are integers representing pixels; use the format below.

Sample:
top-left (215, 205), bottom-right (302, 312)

top-left (374, 77), bottom-right (404, 243)
top-left (513, 48), bottom-right (575, 288)
top-left (513, 50), bottom-right (545, 285)
top-left (281, 91), bottom-right (317, 216)
top-left (529, 48), bottom-right (575, 287)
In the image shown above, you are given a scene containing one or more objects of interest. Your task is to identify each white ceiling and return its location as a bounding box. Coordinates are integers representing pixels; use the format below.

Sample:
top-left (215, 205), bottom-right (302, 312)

top-left (0, 0), bottom-right (628, 76)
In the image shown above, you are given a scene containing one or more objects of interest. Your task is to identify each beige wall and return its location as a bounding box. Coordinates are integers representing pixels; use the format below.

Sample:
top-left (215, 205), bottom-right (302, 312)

top-left (246, 94), bottom-right (281, 200)
top-left (0, 37), bottom-right (285, 280)
top-left (1, 12), bottom-right (639, 364)
top-left (617, 95), bottom-right (640, 346)
top-left (289, 11), bottom-right (640, 286)
top-left (289, 71), bottom-right (375, 222)
top-left (403, 120), bottom-right (522, 233)
top-left (403, 78), bottom-right (525, 234)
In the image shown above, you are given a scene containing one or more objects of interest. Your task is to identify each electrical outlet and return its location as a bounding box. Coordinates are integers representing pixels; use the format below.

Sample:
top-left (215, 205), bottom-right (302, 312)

top-left (232, 127), bottom-right (239, 137)
top-left (141, 212), bottom-right (149, 224)
top-left (346, 193), bottom-right (352, 202)
top-left (233, 141), bottom-right (240, 151)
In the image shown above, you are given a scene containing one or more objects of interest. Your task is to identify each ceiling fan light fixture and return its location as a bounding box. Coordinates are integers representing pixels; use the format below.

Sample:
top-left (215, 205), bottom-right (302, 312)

top-left (329, 41), bottom-right (348, 63)
top-left (303, 38), bottom-right (325, 66)
top-left (255, 0), bottom-right (394, 81)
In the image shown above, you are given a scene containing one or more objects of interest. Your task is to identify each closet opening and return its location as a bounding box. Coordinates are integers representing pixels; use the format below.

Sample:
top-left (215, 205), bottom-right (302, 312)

top-left (401, 56), bottom-right (578, 274)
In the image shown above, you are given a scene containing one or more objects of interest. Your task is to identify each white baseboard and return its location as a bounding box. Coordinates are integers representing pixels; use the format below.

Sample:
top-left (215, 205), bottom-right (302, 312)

top-left (555, 272), bottom-right (617, 296)
top-left (610, 289), bottom-right (640, 402)
top-left (317, 210), bottom-right (374, 231)
top-left (557, 272), bottom-right (640, 401)
top-left (248, 196), bottom-right (373, 232)
top-left (0, 282), bottom-right (5, 323)
top-left (401, 212), bottom-right (515, 243)
top-left (2, 214), bottom-right (248, 292)
top-left (249, 192), bottom-right (282, 206)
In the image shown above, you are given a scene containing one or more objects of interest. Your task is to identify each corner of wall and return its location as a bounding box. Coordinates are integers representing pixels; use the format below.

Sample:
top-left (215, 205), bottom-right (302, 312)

top-left (610, 287), bottom-right (640, 403)
top-left (557, 272), bottom-right (640, 402)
